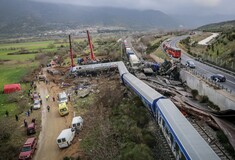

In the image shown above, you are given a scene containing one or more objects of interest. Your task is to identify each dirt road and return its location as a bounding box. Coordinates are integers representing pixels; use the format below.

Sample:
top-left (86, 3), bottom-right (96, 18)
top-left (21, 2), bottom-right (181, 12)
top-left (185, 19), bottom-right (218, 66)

top-left (33, 75), bottom-right (75, 160)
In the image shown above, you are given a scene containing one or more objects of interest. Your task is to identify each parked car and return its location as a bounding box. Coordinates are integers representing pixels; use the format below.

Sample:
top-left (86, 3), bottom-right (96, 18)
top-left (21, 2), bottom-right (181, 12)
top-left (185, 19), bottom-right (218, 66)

top-left (33, 100), bottom-right (41, 109)
top-left (19, 137), bottom-right (37, 160)
top-left (185, 60), bottom-right (196, 68)
top-left (27, 123), bottom-right (36, 135)
top-left (33, 92), bottom-right (39, 100)
top-left (211, 74), bottom-right (226, 82)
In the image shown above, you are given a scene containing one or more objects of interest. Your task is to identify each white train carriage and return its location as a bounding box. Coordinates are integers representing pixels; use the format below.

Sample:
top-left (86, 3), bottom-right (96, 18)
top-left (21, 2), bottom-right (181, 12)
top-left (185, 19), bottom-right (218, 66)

top-left (123, 73), bottom-right (164, 112)
top-left (156, 99), bottom-right (220, 160)
top-left (129, 54), bottom-right (141, 69)
top-left (117, 61), bottom-right (129, 77)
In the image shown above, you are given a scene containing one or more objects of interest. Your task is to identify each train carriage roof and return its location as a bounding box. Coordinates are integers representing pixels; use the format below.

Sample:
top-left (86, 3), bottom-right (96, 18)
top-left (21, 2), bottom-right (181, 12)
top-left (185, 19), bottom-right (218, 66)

top-left (157, 99), bottom-right (219, 160)
top-left (123, 73), bottom-right (163, 103)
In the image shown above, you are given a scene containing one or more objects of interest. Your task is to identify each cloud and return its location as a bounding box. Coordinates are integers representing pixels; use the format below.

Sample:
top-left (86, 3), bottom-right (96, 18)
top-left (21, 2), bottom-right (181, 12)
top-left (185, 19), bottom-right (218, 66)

top-left (30, 0), bottom-right (235, 15)
top-left (192, 0), bottom-right (221, 7)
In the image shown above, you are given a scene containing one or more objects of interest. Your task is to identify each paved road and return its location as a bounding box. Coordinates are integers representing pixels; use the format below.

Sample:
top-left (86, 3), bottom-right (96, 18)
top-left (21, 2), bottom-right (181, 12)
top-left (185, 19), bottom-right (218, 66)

top-left (169, 36), bottom-right (235, 94)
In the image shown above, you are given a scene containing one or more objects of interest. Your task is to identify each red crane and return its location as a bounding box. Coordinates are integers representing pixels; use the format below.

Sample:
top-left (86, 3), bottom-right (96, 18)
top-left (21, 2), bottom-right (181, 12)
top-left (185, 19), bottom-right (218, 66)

top-left (69, 35), bottom-right (75, 67)
top-left (87, 30), bottom-right (95, 61)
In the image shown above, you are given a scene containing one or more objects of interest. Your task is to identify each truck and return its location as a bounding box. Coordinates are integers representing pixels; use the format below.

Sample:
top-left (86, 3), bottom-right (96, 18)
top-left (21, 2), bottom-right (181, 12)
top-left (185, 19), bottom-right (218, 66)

top-left (58, 92), bottom-right (68, 104)
top-left (56, 128), bottom-right (75, 148)
top-left (129, 54), bottom-right (141, 69)
top-left (72, 116), bottom-right (83, 133)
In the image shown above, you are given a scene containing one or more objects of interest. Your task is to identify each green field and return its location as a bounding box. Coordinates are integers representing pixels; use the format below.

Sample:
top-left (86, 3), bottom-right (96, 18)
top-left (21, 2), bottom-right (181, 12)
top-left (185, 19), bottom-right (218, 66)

top-left (0, 40), bottom-right (54, 116)
top-left (0, 40), bottom-right (59, 61)
top-left (0, 40), bottom-right (54, 50)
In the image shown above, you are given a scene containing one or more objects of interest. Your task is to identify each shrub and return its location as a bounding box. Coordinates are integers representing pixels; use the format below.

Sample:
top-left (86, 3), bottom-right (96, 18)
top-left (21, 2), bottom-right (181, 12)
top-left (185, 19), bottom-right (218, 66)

top-left (200, 95), bottom-right (209, 103)
top-left (217, 130), bottom-right (235, 158)
top-left (143, 132), bottom-right (156, 148)
top-left (191, 89), bottom-right (198, 99)
top-left (122, 143), bottom-right (154, 160)
top-left (208, 101), bottom-right (220, 111)
top-left (6, 92), bottom-right (20, 103)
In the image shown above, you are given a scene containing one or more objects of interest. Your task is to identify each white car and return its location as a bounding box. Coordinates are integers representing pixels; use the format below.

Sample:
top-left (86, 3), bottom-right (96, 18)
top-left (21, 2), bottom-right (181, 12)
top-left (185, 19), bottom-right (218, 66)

top-left (33, 100), bottom-right (41, 109)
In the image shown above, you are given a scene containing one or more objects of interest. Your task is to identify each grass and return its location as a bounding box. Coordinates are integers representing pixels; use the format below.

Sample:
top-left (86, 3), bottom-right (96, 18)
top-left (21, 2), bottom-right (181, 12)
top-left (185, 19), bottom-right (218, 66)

top-left (0, 41), bottom-right (54, 50)
top-left (0, 52), bottom-right (36, 61)
top-left (191, 32), bottom-right (212, 43)
top-left (0, 63), bottom-right (37, 116)
top-left (0, 40), bottom-right (58, 61)
top-left (0, 38), bottom-right (60, 160)
top-left (151, 35), bottom-right (171, 45)
top-left (217, 130), bottom-right (235, 159)
top-left (154, 47), bottom-right (170, 61)
top-left (0, 63), bottom-right (36, 89)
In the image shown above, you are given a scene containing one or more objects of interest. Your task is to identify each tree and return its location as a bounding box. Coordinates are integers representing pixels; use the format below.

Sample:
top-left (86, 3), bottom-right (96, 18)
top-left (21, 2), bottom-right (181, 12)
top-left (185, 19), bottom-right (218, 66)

top-left (211, 44), bottom-right (214, 52)
top-left (47, 43), bottom-right (55, 49)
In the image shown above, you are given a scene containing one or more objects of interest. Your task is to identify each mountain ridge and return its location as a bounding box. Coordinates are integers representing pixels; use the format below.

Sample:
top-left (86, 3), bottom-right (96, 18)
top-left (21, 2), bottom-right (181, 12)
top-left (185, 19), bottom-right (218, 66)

top-left (0, 0), bottom-right (180, 35)
top-left (197, 20), bottom-right (235, 32)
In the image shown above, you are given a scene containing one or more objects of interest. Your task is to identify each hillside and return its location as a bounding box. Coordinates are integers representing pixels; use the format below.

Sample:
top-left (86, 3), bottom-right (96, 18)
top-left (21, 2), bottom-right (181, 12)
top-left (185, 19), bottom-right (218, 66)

top-left (0, 0), bottom-right (180, 36)
top-left (197, 20), bottom-right (235, 32)
top-left (180, 31), bottom-right (235, 71)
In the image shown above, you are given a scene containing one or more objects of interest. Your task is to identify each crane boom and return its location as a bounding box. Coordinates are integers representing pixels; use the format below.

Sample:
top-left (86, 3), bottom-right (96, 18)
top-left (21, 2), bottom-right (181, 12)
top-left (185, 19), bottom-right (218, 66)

top-left (87, 30), bottom-right (95, 61)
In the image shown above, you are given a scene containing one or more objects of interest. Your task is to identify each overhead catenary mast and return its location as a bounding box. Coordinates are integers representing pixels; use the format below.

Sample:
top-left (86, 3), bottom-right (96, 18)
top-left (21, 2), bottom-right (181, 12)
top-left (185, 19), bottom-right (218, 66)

top-left (86, 30), bottom-right (95, 61)
top-left (69, 35), bottom-right (75, 67)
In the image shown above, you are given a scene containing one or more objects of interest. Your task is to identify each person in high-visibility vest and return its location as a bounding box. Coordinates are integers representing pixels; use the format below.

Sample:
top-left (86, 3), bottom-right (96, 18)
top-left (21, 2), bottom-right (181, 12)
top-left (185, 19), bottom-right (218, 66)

top-left (46, 95), bottom-right (50, 101)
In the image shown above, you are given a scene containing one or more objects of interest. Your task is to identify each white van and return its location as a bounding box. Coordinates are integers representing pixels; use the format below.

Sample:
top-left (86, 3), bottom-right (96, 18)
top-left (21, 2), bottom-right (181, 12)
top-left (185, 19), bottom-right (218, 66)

top-left (56, 128), bottom-right (75, 148)
top-left (58, 92), bottom-right (68, 104)
top-left (72, 116), bottom-right (83, 131)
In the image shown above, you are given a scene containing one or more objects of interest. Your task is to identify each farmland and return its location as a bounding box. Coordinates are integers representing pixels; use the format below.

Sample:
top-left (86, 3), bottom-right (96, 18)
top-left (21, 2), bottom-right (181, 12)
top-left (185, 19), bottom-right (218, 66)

top-left (0, 40), bottom-right (58, 115)
top-left (0, 39), bottom-right (58, 159)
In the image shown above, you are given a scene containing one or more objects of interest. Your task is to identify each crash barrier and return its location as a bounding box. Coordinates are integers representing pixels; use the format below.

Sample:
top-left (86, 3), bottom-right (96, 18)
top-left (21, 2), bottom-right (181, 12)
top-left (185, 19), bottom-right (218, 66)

top-left (181, 68), bottom-right (235, 110)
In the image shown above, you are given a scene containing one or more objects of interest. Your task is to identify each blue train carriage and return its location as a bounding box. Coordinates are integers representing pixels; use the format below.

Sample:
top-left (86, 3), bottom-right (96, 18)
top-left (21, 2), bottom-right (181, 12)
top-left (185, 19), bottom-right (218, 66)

top-left (156, 99), bottom-right (220, 160)
top-left (122, 73), bottom-right (164, 113)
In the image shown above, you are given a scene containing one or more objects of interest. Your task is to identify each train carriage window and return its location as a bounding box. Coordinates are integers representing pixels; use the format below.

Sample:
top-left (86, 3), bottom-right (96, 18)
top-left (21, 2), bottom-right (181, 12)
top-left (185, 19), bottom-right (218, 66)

top-left (175, 143), bottom-right (179, 153)
top-left (170, 133), bottom-right (173, 144)
top-left (162, 119), bottom-right (165, 128)
top-left (165, 127), bottom-right (169, 135)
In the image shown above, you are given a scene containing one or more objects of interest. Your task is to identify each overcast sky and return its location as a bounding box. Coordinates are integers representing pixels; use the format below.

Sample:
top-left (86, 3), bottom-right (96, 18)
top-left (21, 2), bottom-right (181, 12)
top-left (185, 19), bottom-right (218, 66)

top-left (31, 0), bottom-right (235, 15)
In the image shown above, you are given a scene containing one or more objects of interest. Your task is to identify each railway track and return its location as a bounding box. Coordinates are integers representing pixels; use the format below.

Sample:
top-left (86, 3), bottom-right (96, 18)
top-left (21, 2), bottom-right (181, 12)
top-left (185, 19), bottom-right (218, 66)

top-left (146, 111), bottom-right (175, 160)
top-left (188, 119), bottom-right (232, 160)
top-left (143, 76), bottom-right (233, 159)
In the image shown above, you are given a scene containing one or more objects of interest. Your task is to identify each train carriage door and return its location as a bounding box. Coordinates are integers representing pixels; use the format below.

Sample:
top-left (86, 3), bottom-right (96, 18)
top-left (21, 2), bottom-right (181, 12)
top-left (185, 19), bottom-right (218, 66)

top-left (172, 140), bottom-right (177, 157)
top-left (169, 133), bottom-right (174, 150)
top-left (158, 112), bottom-right (161, 125)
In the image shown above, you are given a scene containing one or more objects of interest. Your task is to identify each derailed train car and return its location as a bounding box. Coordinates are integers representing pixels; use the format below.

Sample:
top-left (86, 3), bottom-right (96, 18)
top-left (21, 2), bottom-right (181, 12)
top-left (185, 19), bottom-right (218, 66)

top-left (119, 65), bottom-right (219, 160)
top-left (74, 61), bottom-right (220, 159)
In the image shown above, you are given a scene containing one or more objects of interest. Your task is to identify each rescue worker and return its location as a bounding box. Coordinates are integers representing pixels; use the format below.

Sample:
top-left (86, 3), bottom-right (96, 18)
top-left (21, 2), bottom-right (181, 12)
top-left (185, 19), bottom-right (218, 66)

top-left (47, 105), bottom-right (50, 112)
top-left (46, 95), bottom-right (50, 101)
